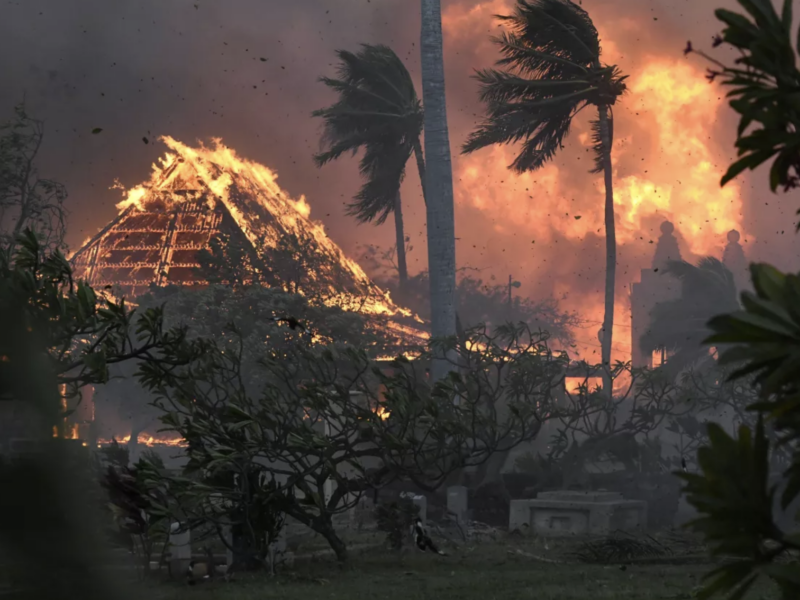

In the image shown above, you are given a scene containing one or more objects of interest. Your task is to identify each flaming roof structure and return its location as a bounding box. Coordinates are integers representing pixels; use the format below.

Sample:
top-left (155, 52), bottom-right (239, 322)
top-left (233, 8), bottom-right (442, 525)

top-left (70, 136), bottom-right (426, 344)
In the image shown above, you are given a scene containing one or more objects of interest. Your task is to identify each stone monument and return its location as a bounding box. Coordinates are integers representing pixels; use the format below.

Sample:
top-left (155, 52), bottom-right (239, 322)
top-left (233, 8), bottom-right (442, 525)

top-left (509, 490), bottom-right (647, 537)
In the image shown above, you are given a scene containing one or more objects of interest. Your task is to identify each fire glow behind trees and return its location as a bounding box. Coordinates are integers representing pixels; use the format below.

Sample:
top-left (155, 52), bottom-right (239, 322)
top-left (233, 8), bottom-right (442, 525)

top-left (4, 0), bottom-right (794, 368)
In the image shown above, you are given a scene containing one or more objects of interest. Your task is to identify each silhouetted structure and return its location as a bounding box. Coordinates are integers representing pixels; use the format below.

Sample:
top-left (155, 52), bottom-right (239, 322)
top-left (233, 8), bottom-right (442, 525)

top-left (630, 222), bottom-right (682, 368)
top-left (722, 229), bottom-right (749, 292)
top-left (630, 223), bottom-right (749, 368)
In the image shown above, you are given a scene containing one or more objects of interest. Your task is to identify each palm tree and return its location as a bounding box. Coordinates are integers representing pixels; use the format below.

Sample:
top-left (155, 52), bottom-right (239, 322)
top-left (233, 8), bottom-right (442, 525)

top-left (640, 258), bottom-right (740, 377)
top-left (421, 0), bottom-right (458, 381)
top-left (313, 44), bottom-right (427, 290)
top-left (461, 0), bottom-right (627, 393)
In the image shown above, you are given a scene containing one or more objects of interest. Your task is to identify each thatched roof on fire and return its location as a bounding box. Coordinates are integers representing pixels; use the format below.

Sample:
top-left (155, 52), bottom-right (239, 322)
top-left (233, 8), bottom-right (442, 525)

top-left (70, 136), bottom-right (426, 343)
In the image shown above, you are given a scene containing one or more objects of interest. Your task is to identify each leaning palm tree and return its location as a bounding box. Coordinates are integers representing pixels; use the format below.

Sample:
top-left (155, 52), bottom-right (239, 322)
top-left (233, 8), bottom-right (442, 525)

top-left (461, 0), bottom-right (627, 392)
top-left (640, 258), bottom-right (740, 377)
top-left (313, 44), bottom-right (427, 289)
top-left (421, 0), bottom-right (459, 382)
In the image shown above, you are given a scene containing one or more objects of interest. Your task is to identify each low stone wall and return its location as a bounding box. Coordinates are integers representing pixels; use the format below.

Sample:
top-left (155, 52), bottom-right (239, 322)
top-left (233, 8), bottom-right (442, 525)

top-left (588, 472), bottom-right (680, 529)
top-left (509, 490), bottom-right (647, 537)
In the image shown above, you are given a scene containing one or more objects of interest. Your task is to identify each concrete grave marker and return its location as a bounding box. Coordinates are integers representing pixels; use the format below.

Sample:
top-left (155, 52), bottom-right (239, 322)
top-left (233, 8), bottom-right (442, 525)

top-left (509, 490), bottom-right (647, 537)
top-left (447, 485), bottom-right (469, 525)
top-left (169, 522), bottom-right (192, 578)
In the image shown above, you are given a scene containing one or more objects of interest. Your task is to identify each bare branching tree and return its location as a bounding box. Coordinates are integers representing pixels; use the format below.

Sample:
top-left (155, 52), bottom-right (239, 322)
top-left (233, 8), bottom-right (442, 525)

top-left (137, 322), bottom-right (562, 561)
top-left (0, 103), bottom-right (68, 256)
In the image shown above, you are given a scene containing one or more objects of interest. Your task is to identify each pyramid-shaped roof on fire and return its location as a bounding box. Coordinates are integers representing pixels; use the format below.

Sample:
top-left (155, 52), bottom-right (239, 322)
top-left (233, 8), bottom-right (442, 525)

top-left (70, 136), bottom-right (426, 340)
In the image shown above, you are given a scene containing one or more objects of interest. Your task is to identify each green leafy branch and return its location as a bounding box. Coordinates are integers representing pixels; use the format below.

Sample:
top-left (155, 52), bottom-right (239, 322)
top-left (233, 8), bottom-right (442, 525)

top-left (686, 0), bottom-right (800, 198)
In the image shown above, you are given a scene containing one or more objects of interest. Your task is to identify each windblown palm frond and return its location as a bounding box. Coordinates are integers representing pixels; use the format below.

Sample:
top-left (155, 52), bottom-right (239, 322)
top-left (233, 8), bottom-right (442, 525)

top-left (461, 0), bottom-right (626, 173)
top-left (463, 97), bottom-right (577, 172)
top-left (347, 137), bottom-right (410, 225)
top-left (641, 258), bottom-right (740, 375)
top-left (313, 44), bottom-right (423, 223)
top-left (494, 0), bottom-right (600, 78)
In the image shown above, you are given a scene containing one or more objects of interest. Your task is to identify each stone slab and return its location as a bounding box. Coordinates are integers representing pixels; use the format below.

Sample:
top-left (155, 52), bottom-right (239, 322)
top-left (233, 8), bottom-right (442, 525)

top-left (509, 492), bottom-right (647, 537)
top-left (537, 490), bottom-right (623, 503)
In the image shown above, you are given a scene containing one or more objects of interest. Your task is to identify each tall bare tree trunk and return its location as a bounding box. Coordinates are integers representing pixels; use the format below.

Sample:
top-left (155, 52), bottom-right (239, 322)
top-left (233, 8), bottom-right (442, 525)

top-left (597, 104), bottom-right (616, 396)
top-left (393, 190), bottom-right (408, 289)
top-left (420, 0), bottom-right (457, 382)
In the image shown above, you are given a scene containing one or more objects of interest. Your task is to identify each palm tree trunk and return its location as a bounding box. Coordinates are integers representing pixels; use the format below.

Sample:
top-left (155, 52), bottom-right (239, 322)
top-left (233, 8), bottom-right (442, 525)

top-left (420, 0), bottom-right (457, 382)
top-left (597, 104), bottom-right (616, 396)
top-left (393, 190), bottom-right (408, 289)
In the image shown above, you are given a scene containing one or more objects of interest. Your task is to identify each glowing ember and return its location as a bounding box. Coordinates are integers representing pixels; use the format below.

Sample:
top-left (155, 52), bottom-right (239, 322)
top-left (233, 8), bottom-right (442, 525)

top-left (52, 424), bottom-right (80, 440)
top-left (97, 433), bottom-right (187, 447)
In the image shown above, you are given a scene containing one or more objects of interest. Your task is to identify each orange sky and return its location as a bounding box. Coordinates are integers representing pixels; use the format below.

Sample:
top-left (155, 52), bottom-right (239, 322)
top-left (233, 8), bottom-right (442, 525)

top-left (4, 0), bottom-right (800, 364)
top-left (430, 0), bottom-right (751, 361)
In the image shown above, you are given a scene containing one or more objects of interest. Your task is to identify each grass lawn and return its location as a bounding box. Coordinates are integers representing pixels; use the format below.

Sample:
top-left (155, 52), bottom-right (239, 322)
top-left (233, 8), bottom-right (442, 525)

top-left (145, 536), bottom-right (781, 600)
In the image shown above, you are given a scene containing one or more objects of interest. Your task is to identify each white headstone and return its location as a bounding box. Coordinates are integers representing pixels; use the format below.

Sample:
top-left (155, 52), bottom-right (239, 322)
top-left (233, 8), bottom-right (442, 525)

top-left (169, 522), bottom-right (191, 578)
top-left (447, 486), bottom-right (469, 525)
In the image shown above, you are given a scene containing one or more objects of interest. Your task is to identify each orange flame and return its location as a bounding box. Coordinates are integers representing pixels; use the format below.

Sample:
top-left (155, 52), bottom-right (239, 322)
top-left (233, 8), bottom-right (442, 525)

top-left (443, 2), bottom-right (750, 364)
top-left (53, 424), bottom-right (80, 440)
top-left (113, 136), bottom-right (425, 326)
top-left (97, 433), bottom-right (187, 447)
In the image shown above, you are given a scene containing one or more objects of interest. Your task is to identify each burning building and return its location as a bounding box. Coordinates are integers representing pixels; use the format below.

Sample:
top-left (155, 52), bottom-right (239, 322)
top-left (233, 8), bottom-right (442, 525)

top-left (69, 136), bottom-right (426, 342)
top-left (65, 136), bottom-right (428, 451)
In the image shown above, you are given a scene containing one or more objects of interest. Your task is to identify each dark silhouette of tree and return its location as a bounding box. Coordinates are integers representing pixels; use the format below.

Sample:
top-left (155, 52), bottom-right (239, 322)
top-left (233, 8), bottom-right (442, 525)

top-left (0, 103), bottom-right (68, 255)
top-left (641, 257), bottom-right (739, 376)
top-left (313, 44), bottom-right (426, 290)
top-left (462, 0), bottom-right (627, 394)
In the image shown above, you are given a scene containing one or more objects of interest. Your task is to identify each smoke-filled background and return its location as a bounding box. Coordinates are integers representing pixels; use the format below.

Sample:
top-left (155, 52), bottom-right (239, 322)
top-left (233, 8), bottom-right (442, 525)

top-left (3, 0), bottom-right (800, 363)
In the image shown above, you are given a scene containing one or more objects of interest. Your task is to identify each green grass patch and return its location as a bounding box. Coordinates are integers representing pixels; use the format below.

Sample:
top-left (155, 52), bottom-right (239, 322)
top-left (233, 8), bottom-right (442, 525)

top-left (146, 537), bottom-right (780, 600)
